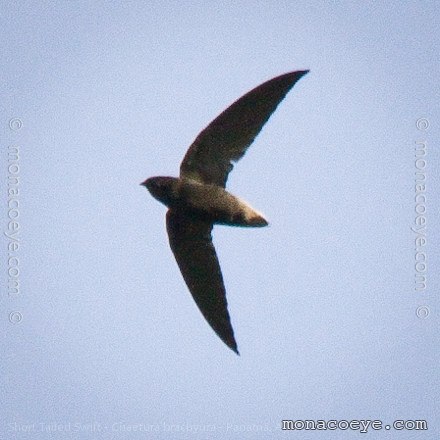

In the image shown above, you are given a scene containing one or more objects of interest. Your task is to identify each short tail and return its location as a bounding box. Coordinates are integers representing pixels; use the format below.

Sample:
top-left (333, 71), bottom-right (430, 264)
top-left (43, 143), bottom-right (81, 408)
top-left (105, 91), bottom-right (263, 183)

top-left (247, 213), bottom-right (268, 227)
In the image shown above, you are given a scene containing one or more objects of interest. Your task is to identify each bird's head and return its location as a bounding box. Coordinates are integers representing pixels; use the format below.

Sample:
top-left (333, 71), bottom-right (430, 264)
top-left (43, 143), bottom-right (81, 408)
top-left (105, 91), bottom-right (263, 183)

top-left (140, 176), bottom-right (178, 207)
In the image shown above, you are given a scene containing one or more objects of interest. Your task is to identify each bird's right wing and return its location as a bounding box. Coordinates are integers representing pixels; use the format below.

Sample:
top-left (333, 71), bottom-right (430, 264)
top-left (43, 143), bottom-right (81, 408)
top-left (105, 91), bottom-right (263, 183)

top-left (180, 70), bottom-right (309, 187)
top-left (166, 209), bottom-right (239, 354)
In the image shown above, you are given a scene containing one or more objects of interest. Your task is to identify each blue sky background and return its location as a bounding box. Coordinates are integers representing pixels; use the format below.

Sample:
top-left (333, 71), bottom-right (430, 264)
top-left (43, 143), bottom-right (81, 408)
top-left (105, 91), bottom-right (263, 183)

top-left (1, 1), bottom-right (439, 439)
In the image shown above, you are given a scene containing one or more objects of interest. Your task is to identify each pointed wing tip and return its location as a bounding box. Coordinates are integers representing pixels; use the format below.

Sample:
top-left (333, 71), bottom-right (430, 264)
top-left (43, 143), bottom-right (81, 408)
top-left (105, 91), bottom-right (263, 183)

top-left (289, 69), bottom-right (310, 80)
top-left (222, 334), bottom-right (240, 355)
top-left (231, 345), bottom-right (240, 356)
top-left (271, 70), bottom-right (309, 84)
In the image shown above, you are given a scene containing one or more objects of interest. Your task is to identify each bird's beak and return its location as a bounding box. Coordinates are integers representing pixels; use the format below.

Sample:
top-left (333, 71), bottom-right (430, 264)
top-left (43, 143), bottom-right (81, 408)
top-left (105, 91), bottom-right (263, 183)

top-left (140, 179), bottom-right (148, 187)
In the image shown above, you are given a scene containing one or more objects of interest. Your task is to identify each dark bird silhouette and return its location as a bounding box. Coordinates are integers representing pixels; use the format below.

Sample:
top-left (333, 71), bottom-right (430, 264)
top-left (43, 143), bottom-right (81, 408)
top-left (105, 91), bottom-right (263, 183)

top-left (141, 70), bottom-right (309, 354)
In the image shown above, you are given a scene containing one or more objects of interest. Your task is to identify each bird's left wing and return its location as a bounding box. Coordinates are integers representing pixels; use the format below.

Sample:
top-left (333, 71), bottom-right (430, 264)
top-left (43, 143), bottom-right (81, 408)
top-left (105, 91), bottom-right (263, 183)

top-left (180, 70), bottom-right (309, 187)
top-left (166, 209), bottom-right (239, 354)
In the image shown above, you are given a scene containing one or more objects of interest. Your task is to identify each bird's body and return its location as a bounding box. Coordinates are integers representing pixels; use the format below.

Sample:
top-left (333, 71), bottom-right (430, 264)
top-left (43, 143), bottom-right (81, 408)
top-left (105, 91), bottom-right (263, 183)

top-left (142, 70), bottom-right (309, 354)
top-left (144, 176), bottom-right (268, 227)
